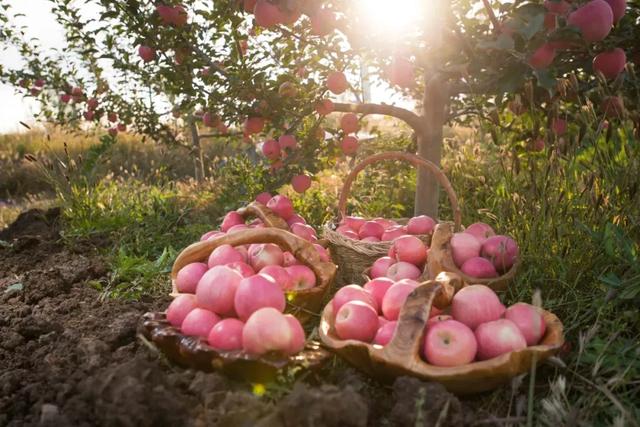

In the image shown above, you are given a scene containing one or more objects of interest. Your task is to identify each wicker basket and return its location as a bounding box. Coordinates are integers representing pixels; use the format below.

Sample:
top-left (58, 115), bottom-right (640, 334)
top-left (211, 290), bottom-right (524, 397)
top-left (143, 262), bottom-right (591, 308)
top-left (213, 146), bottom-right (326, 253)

top-left (427, 222), bottom-right (519, 291)
top-left (323, 152), bottom-right (462, 287)
top-left (236, 201), bottom-right (290, 230)
top-left (170, 228), bottom-right (337, 323)
top-left (319, 272), bottom-right (565, 395)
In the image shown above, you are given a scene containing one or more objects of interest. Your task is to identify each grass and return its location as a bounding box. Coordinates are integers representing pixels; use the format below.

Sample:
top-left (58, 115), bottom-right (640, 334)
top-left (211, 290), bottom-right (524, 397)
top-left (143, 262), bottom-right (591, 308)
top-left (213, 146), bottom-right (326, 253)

top-left (1, 116), bottom-right (639, 425)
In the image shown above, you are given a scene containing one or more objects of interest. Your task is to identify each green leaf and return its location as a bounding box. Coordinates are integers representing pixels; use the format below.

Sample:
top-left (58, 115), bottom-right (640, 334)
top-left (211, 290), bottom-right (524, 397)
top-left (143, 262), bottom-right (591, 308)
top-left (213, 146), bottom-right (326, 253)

top-left (534, 69), bottom-right (557, 91)
top-left (478, 34), bottom-right (515, 51)
top-left (4, 282), bottom-right (23, 293)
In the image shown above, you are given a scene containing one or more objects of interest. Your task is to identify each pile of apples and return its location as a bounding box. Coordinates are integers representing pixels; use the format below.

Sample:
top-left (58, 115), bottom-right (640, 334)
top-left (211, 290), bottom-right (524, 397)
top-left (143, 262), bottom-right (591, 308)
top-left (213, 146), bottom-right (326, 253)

top-left (166, 239), bottom-right (323, 356)
top-left (369, 235), bottom-right (429, 282)
top-left (200, 193), bottom-right (325, 249)
top-left (329, 281), bottom-right (547, 367)
top-left (335, 215), bottom-right (437, 242)
top-left (449, 222), bottom-right (519, 279)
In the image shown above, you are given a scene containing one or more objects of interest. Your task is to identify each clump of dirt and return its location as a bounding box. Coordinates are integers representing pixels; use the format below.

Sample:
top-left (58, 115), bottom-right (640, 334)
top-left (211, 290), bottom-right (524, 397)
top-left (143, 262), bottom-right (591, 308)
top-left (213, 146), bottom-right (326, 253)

top-left (0, 208), bottom-right (486, 427)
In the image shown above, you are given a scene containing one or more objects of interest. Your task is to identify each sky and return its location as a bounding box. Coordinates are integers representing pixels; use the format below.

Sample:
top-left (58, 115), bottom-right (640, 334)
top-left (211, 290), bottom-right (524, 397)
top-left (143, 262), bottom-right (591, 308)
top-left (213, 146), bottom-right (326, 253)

top-left (0, 0), bottom-right (417, 135)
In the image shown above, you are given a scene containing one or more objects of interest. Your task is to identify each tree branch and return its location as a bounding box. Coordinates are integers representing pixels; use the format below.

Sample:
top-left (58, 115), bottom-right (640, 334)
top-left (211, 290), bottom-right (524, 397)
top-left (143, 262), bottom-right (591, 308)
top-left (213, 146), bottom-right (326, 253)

top-left (332, 102), bottom-right (424, 134)
top-left (481, 0), bottom-right (501, 32)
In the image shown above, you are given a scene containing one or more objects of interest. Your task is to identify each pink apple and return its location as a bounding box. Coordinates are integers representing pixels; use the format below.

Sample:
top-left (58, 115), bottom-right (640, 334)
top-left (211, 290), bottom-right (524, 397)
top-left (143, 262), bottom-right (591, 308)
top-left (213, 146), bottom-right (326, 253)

top-left (208, 244), bottom-right (245, 268)
top-left (226, 261), bottom-right (255, 278)
top-left (423, 320), bottom-right (477, 366)
top-left (196, 265), bottom-right (243, 316)
top-left (138, 45), bottom-right (156, 62)
top-left (310, 7), bottom-right (335, 36)
top-left (334, 301), bottom-right (379, 342)
top-left (175, 262), bottom-right (208, 293)
top-left (313, 244), bottom-right (330, 262)
top-left (385, 262), bottom-right (422, 282)
top-left (504, 303), bottom-right (546, 346)
top-left (451, 284), bottom-right (505, 330)
top-left (221, 211), bottom-right (245, 232)
top-left (390, 235), bottom-right (428, 267)
top-left (370, 256), bottom-right (394, 278)
top-left (464, 222), bottom-right (495, 245)
top-left (284, 314), bottom-right (305, 355)
top-left (261, 139), bottom-right (281, 160)
top-left (362, 236), bottom-right (380, 242)
top-left (244, 116), bottom-right (265, 134)
top-left (255, 191), bottom-right (272, 205)
top-left (242, 307), bottom-right (292, 355)
top-left (339, 229), bottom-right (359, 239)
top-left (378, 316), bottom-right (390, 327)
top-left (407, 215), bottom-right (436, 235)
top-left (568, 0), bottom-right (614, 42)
top-left (248, 243), bottom-right (284, 271)
top-left (285, 265), bottom-right (317, 290)
top-left (266, 195), bottom-right (294, 220)
top-left (341, 136), bottom-right (359, 155)
top-left (340, 113), bottom-right (359, 134)
top-left (528, 44), bottom-right (557, 69)
top-left (460, 257), bottom-right (499, 278)
top-left (326, 71), bottom-right (348, 94)
top-left (207, 318), bottom-right (244, 351)
top-left (475, 319), bottom-right (527, 360)
top-left (181, 308), bottom-right (220, 338)
top-left (481, 235), bottom-right (519, 272)
top-left (358, 221), bottom-right (384, 239)
top-left (172, 4), bottom-right (188, 26)
top-left (291, 174), bottom-right (311, 193)
top-left (259, 265), bottom-right (292, 289)
top-left (593, 48), bottom-right (626, 80)
top-left (381, 280), bottom-right (420, 320)
top-left (279, 134), bottom-right (297, 150)
top-left (363, 277), bottom-right (395, 308)
top-left (286, 213), bottom-right (307, 226)
top-left (290, 223), bottom-right (317, 242)
top-left (374, 218), bottom-right (398, 228)
top-left (450, 232), bottom-right (482, 268)
top-left (373, 320), bottom-right (397, 346)
top-left (332, 284), bottom-right (378, 314)
top-left (253, 0), bottom-right (282, 28)
top-left (342, 216), bottom-right (366, 232)
top-left (381, 226), bottom-right (406, 242)
top-left (60, 94), bottom-right (71, 103)
top-left (315, 99), bottom-right (334, 115)
top-left (108, 112), bottom-right (118, 122)
top-left (166, 294), bottom-right (197, 327)
top-left (234, 274), bottom-right (286, 320)
top-left (282, 251), bottom-right (297, 267)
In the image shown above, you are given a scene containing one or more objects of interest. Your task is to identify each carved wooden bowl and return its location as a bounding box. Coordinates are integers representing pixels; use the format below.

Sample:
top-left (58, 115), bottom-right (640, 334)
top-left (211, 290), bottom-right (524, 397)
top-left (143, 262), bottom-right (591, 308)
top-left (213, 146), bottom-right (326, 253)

top-left (319, 272), bottom-right (564, 395)
top-left (171, 228), bottom-right (337, 323)
top-left (427, 222), bottom-right (519, 291)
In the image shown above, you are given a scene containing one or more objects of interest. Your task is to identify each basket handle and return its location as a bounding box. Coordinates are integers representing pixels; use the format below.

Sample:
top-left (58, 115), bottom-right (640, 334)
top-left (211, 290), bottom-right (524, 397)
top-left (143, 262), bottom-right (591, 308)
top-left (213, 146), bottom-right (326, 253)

top-left (237, 201), bottom-right (289, 230)
top-left (337, 152), bottom-right (462, 231)
top-left (171, 228), bottom-right (336, 294)
top-left (381, 272), bottom-right (461, 365)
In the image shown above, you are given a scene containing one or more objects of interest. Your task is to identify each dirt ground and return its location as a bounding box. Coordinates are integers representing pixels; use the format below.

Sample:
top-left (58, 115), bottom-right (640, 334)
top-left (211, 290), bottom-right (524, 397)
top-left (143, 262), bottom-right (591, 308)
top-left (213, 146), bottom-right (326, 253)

top-left (0, 209), bottom-right (499, 427)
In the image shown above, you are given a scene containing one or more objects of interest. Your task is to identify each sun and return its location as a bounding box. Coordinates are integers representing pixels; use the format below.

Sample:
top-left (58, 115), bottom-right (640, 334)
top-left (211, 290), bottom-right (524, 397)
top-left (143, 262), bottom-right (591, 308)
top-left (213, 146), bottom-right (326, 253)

top-left (355, 0), bottom-right (425, 38)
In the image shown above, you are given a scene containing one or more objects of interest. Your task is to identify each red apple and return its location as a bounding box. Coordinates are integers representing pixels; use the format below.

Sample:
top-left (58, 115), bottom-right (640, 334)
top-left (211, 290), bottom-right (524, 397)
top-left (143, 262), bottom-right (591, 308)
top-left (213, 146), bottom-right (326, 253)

top-left (208, 244), bottom-right (245, 268)
top-left (340, 113), bottom-right (359, 134)
top-left (266, 195), bottom-right (294, 220)
top-left (259, 265), bottom-right (292, 289)
top-left (291, 174), bottom-right (311, 193)
top-left (255, 191), bottom-right (272, 205)
top-left (504, 303), bottom-right (546, 346)
top-left (407, 215), bottom-right (436, 235)
top-left (341, 136), bottom-right (359, 155)
top-left (460, 257), bottom-right (499, 278)
top-left (284, 314), bottom-right (305, 355)
top-left (332, 284), bottom-right (378, 314)
top-left (358, 221), bottom-right (384, 239)
top-left (604, 0), bottom-right (627, 22)
top-left (83, 111), bottom-right (95, 121)
top-left (261, 139), bottom-right (281, 160)
top-left (253, 0), bottom-right (282, 28)
top-left (290, 223), bottom-right (317, 242)
top-left (138, 45), bottom-right (156, 62)
top-left (335, 301), bottom-right (379, 342)
top-left (390, 235), bottom-right (427, 267)
top-left (221, 211), bottom-right (245, 232)
top-left (313, 243), bottom-right (330, 262)
top-left (463, 222), bottom-right (495, 245)
top-left (60, 94), bottom-right (71, 104)
top-left (227, 261), bottom-right (255, 278)
top-left (451, 284), bottom-right (505, 330)
top-left (529, 44), bottom-right (556, 69)
top-left (423, 320), bottom-right (477, 366)
top-left (386, 261), bottom-right (422, 282)
top-left (593, 48), bottom-right (626, 79)
top-left (342, 216), bottom-right (365, 232)
top-left (381, 226), bottom-right (406, 242)
top-left (196, 265), bottom-right (243, 316)
top-left (373, 320), bottom-right (398, 346)
top-left (287, 213), bottom-right (307, 226)
top-left (481, 235), bottom-right (519, 272)
top-left (172, 4), bottom-right (188, 26)
top-left (244, 116), bottom-right (265, 134)
top-left (286, 263), bottom-right (317, 290)
top-left (363, 277), bottom-right (395, 310)
top-left (310, 7), bottom-right (335, 36)
top-left (207, 318), bottom-right (244, 351)
top-left (315, 99), bottom-right (334, 115)
top-left (475, 319), bottom-right (527, 360)
top-left (450, 232), bottom-right (482, 268)
top-left (242, 307), bottom-right (291, 355)
top-left (248, 243), bottom-right (284, 270)
top-left (370, 256), bottom-right (394, 278)
top-left (326, 71), bottom-right (348, 94)
top-left (243, 0), bottom-right (257, 13)
top-left (279, 134), bottom-right (297, 150)
top-left (552, 118), bottom-right (567, 135)
top-left (175, 262), bottom-right (208, 293)
top-left (381, 280), bottom-right (420, 320)
top-left (568, 0), bottom-right (613, 42)
top-left (166, 294), bottom-right (197, 327)
top-left (181, 308), bottom-right (220, 338)
top-left (234, 274), bottom-right (286, 320)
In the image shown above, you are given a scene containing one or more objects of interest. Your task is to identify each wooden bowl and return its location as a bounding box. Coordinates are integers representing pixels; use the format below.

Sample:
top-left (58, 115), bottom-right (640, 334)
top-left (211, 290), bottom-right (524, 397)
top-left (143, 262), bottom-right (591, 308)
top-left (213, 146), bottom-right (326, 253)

top-left (236, 201), bottom-right (290, 230)
top-left (140, 312), bottom-right (331, 383)
top-left (319, 272), bottom-right (564, 395)
top-left (171, 228), bottom-right (337, 324)
top-left (427, 222), bottom-right (519, 291)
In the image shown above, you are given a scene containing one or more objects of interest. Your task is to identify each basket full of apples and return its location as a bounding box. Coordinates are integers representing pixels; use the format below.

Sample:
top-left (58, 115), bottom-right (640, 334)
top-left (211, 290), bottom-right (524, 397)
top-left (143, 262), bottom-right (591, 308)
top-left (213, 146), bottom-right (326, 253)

top-left (319, 272), bottom-right (564, 395)
top-left (323, 152), bottom-right (462, 286)
top-left (140, 228), bottom-right (336, 381)
top-left (427, 222), bottom-right (519, 291)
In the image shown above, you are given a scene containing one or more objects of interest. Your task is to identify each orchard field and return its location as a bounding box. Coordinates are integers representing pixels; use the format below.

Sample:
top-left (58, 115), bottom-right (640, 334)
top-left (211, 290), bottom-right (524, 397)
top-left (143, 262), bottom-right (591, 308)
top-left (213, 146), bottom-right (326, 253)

top-left (1, 0), bottom-right (639, 426)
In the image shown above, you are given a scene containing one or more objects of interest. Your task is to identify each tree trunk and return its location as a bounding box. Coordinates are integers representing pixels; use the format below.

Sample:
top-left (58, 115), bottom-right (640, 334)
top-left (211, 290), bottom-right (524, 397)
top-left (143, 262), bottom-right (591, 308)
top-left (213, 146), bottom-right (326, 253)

top-left (414, 74), bottom-right (448, 218)
top-left (189, 117), bottom-right (204, 182)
